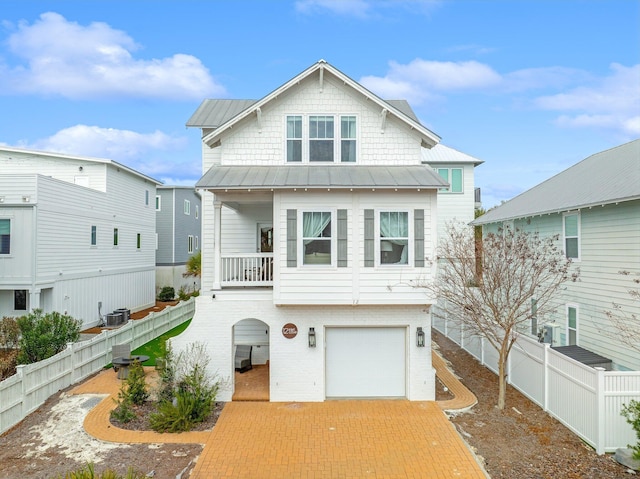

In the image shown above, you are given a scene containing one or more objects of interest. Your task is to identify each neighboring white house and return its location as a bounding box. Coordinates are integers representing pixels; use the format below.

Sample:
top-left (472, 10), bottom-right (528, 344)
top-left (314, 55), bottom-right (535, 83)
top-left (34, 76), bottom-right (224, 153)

top-left (155, 186), bottom-right (201, 295)
top-left (0, 147), bottom-right (161, 329)
top-left (473, 140), bottom-right (640, 370)
top-left (172, 60), bottom-right (466, 402)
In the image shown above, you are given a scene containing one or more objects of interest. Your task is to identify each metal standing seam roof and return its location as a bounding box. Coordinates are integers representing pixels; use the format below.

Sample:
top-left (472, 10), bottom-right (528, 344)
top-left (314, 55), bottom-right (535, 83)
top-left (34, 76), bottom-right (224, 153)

top-left (474, 139), bottom-right (640, 225)
top-left (421, 143), bottom-right (484, 165)
top-left (196, 165), bottom-right (448, 190)
top-left (186, 99), bottom-right (257, 128)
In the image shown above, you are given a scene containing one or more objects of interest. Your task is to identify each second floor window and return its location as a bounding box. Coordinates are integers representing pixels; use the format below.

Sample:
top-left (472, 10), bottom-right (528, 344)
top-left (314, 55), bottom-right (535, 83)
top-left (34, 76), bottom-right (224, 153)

top-left (1, 219), bottom-right (11, 254)
top-left (113, 228), bottom-right (119, 246)
top-left (184, 200), bottom-right (191, 215)
top-left (380, 211), bottom-right (409, 265)
top-left (302, 211), bottom-right (332, 265)
top-left (136, 233), bottom-right (141, 249)
top-left (437, 168), bottom-right (463, 193)
top-left (155, 196), bottom-right (161, 211)
top-left (91, 226), bottom-right (97, 246)
top-left (563, 212), bottom-right (580, 260)
top-left (286, 114), bottom-right (357, 163)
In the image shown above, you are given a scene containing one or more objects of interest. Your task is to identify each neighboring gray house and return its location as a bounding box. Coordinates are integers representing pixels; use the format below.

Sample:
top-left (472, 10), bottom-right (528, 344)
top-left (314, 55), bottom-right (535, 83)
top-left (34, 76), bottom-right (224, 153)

top-left (474, 140), bottom-right (640, 370)
top-left (155, 186), bottom-right (201, 295)
top-left (0, 147), bottom-right (160, 328)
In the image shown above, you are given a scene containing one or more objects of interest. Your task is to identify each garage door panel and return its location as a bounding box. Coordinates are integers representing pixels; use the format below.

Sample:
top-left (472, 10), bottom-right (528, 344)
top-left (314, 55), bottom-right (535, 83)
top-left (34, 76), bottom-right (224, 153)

top-left (326, 327), bottom-right (406, 398)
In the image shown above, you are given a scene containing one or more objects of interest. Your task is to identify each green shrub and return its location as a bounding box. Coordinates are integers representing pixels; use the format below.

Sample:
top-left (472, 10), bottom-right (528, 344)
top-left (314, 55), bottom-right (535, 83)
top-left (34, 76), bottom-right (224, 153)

top-left (17, 309), bottom-right (81, 364)
top-left (621, 399), bottom-right (640, 459)
top-left (0, 316), bottom-right (20, 349)
top-left (157, 286), bottom-right (175, 302)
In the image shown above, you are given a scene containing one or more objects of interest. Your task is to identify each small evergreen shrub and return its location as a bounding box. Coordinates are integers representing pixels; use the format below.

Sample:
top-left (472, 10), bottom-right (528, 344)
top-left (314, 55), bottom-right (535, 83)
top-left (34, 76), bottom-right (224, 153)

top-left (157, 286), bottom-right (175, 302)
top-left (621, 399), bottom-right (640, 459)
top-left (110, 361), bottom-right (148, 423)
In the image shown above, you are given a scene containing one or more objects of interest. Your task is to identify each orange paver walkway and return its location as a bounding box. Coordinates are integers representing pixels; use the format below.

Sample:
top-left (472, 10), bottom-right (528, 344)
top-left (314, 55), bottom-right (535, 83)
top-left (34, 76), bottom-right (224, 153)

top-left (72, 356), bottom-right (485, 478)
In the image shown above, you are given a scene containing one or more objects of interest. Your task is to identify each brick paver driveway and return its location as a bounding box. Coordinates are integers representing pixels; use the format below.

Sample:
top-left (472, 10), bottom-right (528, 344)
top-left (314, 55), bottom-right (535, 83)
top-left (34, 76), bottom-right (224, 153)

top-left (190, 400), bottom-right (487, 478)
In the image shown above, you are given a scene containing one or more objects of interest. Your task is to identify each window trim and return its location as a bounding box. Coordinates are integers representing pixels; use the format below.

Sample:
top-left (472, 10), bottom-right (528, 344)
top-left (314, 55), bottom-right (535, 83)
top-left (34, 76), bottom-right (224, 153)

top-left (563, 211), bottom-right (580, 261)
top-left (299, 210), bottom-right (334, 267)
top-left (376, 210), bottom-right (412, 267)
top-left (0, 218), bottom-right (11, 255)
top-left (436, 167), bottom-right (463, 193)
top-left (566, 304), bottom-right (579, 345)
top-left (285, 114), bottom-right (358, 164)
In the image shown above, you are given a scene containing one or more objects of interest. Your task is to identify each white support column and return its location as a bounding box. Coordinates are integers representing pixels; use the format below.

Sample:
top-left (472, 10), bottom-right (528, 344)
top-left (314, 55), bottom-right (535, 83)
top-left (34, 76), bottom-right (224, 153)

top-left (213, 200), bottom-right (222, 290)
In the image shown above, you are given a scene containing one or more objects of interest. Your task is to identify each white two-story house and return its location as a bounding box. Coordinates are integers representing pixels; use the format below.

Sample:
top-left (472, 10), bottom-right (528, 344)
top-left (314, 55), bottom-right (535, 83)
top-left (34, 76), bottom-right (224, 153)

top-left (0, 147), bottom-right (160, 328)
top-left (173, 60), bottom-right (455, 402)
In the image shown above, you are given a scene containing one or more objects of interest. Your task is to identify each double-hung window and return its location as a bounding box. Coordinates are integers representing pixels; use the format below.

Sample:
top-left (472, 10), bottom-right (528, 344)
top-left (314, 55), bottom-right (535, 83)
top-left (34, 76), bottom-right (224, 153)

top-left (287, 115), bottom-right (302, 162)
top-left (379, 211), bottom-right (409, 265)
top-left (566, 305), bottom-right (578, 345)
top-left (563, 212), bottom-right (580, 260)
top-left (309, 116), bottom-right (334, 162)
top-left (302, 211), bottom-right (332, 265)
top-left (286, 114), bottom-right (357, 163)
top-left (437, 168), bottom-right (463, 193)
top-left (0, 219), bottom-right (10, 254)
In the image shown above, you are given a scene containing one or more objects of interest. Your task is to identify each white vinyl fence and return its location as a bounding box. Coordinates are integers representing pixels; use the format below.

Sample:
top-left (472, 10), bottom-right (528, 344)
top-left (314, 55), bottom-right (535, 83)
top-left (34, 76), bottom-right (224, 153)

top-left (433, 315), bottom-right (640, 455)
top-left (0, 298), bottom-right (195, 436)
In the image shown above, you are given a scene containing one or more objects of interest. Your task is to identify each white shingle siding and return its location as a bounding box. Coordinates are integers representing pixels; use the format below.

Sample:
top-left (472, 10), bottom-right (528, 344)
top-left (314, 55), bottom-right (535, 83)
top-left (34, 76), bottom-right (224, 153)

top-left (217, 76), bottom-right (423, 167)
top-left (171, 294), bottom-right (435, 402)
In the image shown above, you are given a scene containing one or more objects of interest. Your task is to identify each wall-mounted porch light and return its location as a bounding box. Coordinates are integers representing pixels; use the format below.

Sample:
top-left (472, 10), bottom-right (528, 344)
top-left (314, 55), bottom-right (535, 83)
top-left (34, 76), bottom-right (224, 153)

top-left (416, 327), bottom-right (425, 347)
top-left (308, 327), bottom-right (316, 348)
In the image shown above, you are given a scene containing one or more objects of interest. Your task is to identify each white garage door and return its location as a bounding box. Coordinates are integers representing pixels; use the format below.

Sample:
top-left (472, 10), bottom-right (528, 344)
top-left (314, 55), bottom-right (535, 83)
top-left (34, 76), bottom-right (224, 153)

top-left (325, 327), bottom-right (406, 398)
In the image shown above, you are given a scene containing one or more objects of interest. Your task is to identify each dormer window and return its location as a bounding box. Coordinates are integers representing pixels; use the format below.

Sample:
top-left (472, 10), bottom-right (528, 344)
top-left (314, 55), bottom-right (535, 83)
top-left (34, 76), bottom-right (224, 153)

top-left (286, 115), bottom-right (357, 163)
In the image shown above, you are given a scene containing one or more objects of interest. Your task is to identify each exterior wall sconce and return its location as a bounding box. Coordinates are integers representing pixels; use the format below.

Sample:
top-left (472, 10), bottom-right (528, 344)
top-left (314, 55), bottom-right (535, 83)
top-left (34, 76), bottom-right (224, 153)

top-left (416, 327), bottom-right (425, 347)
top-left (308, 327), bottom-right (316, 348)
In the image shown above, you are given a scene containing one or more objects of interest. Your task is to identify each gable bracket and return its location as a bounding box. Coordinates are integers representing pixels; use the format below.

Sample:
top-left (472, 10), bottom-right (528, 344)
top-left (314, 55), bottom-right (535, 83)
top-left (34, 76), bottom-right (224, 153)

top-left (256, 107), bottom-right (262, 133)
top-left (380, 108), bottom-right (388, 133)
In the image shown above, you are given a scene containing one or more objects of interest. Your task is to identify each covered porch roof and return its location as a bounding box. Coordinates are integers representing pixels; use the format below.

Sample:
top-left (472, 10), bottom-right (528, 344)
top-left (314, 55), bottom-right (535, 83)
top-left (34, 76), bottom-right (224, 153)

top-left (196, 165), bottom-right (448, 191)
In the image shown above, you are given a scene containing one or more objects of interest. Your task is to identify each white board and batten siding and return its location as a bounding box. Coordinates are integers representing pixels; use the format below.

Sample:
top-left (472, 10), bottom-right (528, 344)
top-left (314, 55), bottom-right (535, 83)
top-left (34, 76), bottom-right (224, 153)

top-left (0, 152), bottom-right (158, 327)
top-left (274, 190), bottom-right (437, 305)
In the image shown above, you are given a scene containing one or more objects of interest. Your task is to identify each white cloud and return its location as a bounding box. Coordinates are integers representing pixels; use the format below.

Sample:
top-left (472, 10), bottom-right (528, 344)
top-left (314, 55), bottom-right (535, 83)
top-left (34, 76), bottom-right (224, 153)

top-left (17, 124), bottom-right (200, 181)
top-left (360, 59), bottom-right (501, 104)
top-left (3, 12), bottom-right (224, 100)
top-left (535, 63), bottom-right (640, 136)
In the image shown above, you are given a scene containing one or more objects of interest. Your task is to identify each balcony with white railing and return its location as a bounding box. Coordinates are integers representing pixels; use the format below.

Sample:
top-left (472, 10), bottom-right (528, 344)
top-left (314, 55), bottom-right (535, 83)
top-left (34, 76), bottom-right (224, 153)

top-left (220, 253), bottom-right (274, 287)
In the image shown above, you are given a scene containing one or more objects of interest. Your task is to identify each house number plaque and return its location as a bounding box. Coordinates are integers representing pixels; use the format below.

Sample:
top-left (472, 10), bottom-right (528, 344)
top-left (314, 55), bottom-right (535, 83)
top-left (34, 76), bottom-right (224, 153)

top-left (282, 323), bottom-right (298, 339)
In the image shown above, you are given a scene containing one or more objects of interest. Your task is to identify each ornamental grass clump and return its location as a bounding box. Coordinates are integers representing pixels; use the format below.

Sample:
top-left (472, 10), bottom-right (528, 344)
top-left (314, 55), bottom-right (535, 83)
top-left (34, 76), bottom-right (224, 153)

top-left (150, 342), bottom-right (220, 433)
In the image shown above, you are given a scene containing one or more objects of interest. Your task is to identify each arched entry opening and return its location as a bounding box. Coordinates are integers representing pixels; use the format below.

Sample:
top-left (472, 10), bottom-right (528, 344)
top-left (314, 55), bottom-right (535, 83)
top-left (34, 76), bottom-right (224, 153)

top-left (232, 318), bottom-right (270, 401)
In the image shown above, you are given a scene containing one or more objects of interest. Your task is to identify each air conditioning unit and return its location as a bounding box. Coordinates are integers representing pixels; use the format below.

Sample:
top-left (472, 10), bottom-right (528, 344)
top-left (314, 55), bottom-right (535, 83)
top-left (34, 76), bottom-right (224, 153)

top-left (105, 312), bottom-right (124, 327)
top-left (538, 324), bottom-right (559, 345)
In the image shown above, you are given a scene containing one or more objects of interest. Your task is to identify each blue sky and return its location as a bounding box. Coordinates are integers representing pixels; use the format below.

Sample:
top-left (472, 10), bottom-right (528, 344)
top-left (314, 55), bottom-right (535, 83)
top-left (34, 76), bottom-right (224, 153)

top-left (0, 0), bottom-right (638, 208)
